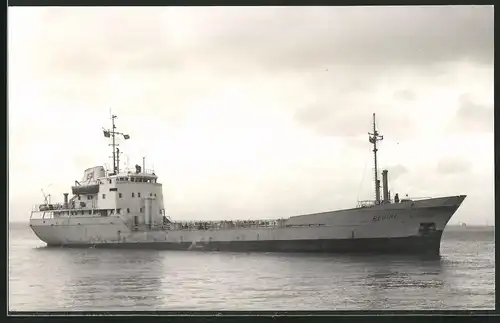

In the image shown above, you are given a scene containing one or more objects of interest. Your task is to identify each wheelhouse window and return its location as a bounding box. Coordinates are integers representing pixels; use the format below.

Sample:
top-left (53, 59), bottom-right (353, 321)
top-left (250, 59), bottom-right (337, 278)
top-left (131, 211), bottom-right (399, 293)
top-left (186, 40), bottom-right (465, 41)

top-left (127, 208), bottom-right (130, 213)
top-left (102, 194), bottom-right (106, 199)
top-left (118, 193), bottom-right (122, 198)
top-left (132, 192), bottom-right (135, 197)
top-left (138, 193), bottom-right (141, 198)
top-left (87, 195), bottom-right (92, 200)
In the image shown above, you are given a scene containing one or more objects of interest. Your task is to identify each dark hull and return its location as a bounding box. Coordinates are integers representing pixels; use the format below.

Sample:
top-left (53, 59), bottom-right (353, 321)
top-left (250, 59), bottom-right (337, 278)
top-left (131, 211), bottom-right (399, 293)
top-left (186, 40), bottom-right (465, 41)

top-left (49, 230), bottom-right (444, 255)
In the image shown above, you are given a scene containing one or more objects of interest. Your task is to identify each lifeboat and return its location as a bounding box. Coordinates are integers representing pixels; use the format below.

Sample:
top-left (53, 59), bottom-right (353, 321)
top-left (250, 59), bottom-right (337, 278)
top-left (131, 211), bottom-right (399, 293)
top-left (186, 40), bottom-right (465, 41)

top-left (39, 204), bottom-right (55, 211)
top-left (71, 184), bottom-right (99, 195)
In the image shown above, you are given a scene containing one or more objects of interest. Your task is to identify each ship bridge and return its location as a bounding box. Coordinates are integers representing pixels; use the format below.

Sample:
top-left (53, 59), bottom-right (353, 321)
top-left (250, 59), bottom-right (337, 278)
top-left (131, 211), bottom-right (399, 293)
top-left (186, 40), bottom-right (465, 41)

top-left (112, 165), bottom-right (158, 182)
top-left (31, 114), bottom-right (166, 229)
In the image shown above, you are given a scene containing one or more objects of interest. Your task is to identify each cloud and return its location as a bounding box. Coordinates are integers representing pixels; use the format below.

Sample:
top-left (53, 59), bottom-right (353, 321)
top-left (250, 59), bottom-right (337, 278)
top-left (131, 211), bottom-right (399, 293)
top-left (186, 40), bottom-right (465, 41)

top-left (15, 8), bottom-right (187, 79)
top-left (9, 6), bottom-right (493, 140)
top-left (436, 156), bottom-right (473, 175)
top-left (448, 94), bottom-right (493, 133)
top-left (7, 7), bottom-right (494, 226)
top-left (385, 164), bottom-right (409, 180)
top-left (393, 90), bottom-right (416, 101)
top-left (11, 6), bottom-right (493, 82)
top-left (293, 99), bottom-right (416, 139)
top-left (201, 6), bottom-right (493, 72)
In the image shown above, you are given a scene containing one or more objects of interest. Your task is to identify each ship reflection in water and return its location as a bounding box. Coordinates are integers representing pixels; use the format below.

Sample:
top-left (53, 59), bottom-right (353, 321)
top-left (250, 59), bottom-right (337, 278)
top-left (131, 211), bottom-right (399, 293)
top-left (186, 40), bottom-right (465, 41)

top-left (65, 250), bottom-right (166, 310)
top-left (9, 225), bottom-right (494, 311)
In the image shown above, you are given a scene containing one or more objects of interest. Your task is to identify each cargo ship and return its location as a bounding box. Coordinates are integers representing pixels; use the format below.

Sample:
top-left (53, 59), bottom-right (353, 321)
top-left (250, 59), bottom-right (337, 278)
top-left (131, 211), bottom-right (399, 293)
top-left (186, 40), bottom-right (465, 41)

top-left (29, 113), bottom-right (466, 255)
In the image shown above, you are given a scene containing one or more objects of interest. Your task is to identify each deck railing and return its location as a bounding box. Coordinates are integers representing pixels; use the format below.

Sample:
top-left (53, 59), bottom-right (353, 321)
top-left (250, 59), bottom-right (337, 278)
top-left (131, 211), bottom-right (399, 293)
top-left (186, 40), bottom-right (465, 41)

top-left (356, 196), bottom-right (434, 208)
top-left (356, 200), bottom-right (377, 208)
top-left (121, 168), bottom-right (156, 175)
top-left (169, 220), bottom-right (285, 231)
top-left (30, 204), bottom-right (120, 220)
top-left (32, 203), bottom-right (100, 212)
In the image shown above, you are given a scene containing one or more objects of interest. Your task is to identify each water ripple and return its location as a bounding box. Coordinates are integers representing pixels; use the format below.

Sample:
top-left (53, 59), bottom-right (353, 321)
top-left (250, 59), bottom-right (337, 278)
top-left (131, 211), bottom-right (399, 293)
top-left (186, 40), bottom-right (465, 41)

top-left (9, 225), bottom-right (495, 311)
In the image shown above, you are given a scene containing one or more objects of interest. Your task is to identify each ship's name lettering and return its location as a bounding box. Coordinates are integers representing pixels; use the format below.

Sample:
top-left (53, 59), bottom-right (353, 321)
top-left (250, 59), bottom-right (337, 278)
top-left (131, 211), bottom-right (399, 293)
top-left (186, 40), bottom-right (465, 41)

top-left (373, 213), bottom-right (396, 222)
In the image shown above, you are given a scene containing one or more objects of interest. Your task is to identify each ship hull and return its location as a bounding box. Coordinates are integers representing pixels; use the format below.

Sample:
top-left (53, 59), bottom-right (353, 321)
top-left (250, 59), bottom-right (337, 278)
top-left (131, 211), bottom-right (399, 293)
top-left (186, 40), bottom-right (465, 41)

top-left (30, 195), bottom-right (466, 256)
top-left (54, 230), bottom-right (443, 255)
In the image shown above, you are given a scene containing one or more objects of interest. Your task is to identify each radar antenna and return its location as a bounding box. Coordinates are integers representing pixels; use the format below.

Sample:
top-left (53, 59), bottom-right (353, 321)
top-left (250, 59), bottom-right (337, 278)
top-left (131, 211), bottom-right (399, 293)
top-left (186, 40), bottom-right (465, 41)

top-left (368, 113), bottom-right (383, 204)
top-left (102, 114), bottom-right (130, 175)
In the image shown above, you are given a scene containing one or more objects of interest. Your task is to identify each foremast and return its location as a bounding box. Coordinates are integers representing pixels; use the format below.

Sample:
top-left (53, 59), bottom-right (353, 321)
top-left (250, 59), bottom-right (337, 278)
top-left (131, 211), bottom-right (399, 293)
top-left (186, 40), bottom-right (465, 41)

top-left (103, 114), bottom-right (130, 175)
top-left (368, 113), bottom-right (383, 204)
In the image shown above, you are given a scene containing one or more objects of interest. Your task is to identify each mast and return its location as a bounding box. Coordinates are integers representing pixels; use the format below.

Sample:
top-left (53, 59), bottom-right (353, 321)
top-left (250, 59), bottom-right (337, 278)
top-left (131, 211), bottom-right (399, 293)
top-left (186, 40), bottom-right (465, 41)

top-left (368, 113), bottom-right (383, 204)
top-left (103, 114), bottom-right (130, 175)
top-left (116, 148), bottom-right (120, 174)
top-left (111, 115), bottom-right (117, 174)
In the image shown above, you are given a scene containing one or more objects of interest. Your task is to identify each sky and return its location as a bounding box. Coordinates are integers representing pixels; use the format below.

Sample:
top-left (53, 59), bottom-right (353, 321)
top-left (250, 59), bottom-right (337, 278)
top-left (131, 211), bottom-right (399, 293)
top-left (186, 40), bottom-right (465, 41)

top-left (8, 6), bottom-right (494, 224)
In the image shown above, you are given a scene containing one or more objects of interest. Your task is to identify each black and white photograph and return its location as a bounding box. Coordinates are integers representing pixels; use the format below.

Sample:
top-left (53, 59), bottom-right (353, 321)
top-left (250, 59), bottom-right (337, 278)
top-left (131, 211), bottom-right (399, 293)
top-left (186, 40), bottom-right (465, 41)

top-left (8, 5), bottom-right (494, 312)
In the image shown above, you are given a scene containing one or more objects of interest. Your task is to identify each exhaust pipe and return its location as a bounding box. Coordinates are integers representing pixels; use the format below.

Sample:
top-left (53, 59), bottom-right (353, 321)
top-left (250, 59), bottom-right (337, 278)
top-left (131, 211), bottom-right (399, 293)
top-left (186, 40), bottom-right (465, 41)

top-left (63, 193), bottom-right (69, 208)
top-left (382, 170), bottom-right (389, 203)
